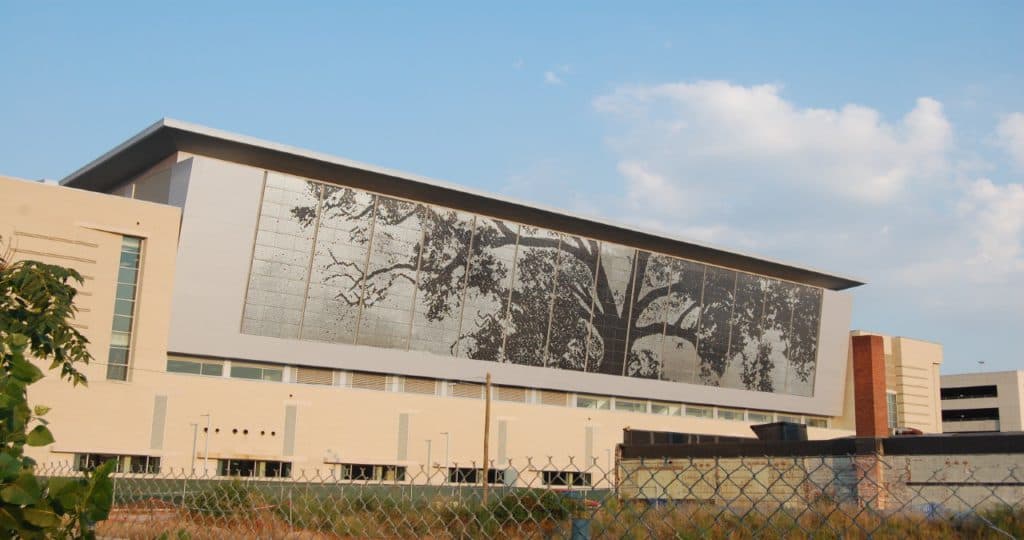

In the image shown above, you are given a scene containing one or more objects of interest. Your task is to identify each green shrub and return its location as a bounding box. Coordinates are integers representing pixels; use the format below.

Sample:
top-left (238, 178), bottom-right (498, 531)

top-left (1, 243), bottom-right (115, 538)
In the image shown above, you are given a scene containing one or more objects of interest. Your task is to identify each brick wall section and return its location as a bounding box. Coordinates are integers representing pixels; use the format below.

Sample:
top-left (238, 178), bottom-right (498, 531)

top-left (852, 335), bottom-right (889, 437)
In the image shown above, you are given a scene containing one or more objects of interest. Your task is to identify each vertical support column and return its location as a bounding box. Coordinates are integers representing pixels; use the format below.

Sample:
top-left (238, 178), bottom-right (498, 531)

top-left (149, 395), bottom-right (168, 450)
top-left (283, 404), bottom-right (297, 457)
top-left (397, 413), bottom-right (409, 461)
top-left (852, 335), bottom-right (888, 437)
top-left (851, 335), bottom-right (888, 510)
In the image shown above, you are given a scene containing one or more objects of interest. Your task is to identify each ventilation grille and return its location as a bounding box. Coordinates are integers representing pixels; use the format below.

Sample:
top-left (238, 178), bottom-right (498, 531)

top-left (496, 386), bottom-right (527, 402)
top-left (540, 390), bottom-right (568, 406)
top-left (403, 377), bottom-right (437, 395)
top-left (296, 367), bottom-right (333, 386)
top-left (351, 372), bottom-right (388, 391)
top-left (451, 382), bottom-right (483, 399)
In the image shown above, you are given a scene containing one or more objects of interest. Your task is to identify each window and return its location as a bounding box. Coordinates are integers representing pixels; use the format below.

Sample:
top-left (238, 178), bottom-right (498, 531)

top-left (129, 456), bottom-right (162, 474)
top-left (166, 356), bottom-right (223, 376)
top-left (614, 399), bottom-right (647, 413)
top-left (450, 382), bottom-right (483, 399)
top-left (230, 363), bottom-right (283, 382)
top-left (76, 453), bottom-right (122, 473)
top-left (575, 395), bottom-right (610, 410)
top-left (446, 467), bottom-right (504, 484)
top-left (685, 406), bottom-right (712, 418)
top-left (217, 459), bottom-right (292, 478)
top-left (941, 385), bottom-right (998, 400)
top-left (650, 402), bottom-right (681, 415)
top-left (350, 372), bottom-right (388, 391)
top-left (539, 390), bottom-right (568, 406)
top-left (806, 417), bottom-right (829, 428)
top-left (402, 377), bottom-right (437, 395)
top-left (747, 411), bottom-right (773, 423)
top-left (887, 392), bottom-right (899, 430)
top-left (541, 470), bottom-right (592, 487)
top-left (74, 453), bottom-right (160, 474)
top-left (339, 463), bottom-right (407, 481)
top-left (296, 366), bottom-right (333, 385)
top-left (717, 408), bottom-right (744, 421)
top-left (107, 237), bottom-right (141, 380)
top-left (778, 414), bottom-right (802, 424)
top-left (942, 408), bottom-right (1000, 422)
top-left (496, 386), bottom-right (527, 402)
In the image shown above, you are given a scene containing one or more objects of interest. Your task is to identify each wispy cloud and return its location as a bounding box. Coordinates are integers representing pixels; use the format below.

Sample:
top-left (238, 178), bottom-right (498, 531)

top-left (544, 71), bottom-right (564, 85)
top-left (997, 113), bottom-right (1024, 169)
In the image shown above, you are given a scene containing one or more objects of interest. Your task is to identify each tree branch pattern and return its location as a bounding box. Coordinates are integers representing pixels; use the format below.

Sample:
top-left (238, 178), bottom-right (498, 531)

top-left (242, 175), bottom-right (823, 396)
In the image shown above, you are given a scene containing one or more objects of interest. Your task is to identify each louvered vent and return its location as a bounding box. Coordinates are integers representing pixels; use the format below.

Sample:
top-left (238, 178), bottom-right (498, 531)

top-left (351, 372), bottom-right (387, 391)
top-left (296, 367), bottom-right (333, 386)
top-left (451, 382), bottom-right (483, 399)
top-left (402, 377), bottom-right (437, 395)
top-left (540, 390), bottom-right (568, 406)
top-left (496, 386), bottom-right (527, 402)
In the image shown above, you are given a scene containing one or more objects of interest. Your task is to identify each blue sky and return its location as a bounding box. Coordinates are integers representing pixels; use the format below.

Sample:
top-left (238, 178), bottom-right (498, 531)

top-left (2, 2), bottom-right (1022, 373)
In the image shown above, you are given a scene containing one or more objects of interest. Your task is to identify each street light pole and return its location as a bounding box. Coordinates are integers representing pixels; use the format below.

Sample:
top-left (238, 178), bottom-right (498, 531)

top-left (425, 439), bottom-right (432, 479)
top-left (441, 432), bottom-right (450, 484)
top-left (189, 422), bottom-right (198, 475)
top-left (482, 372), bottom-right (492, 505)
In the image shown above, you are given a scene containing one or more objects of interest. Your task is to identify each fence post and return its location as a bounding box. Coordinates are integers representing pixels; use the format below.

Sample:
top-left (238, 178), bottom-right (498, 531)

top-left (854, 438), bottom-right (887, 510)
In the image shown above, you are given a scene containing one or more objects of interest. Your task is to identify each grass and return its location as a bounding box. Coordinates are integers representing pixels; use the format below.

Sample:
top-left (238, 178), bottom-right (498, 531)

top-left (95, 484), bottom-right (1024, 539)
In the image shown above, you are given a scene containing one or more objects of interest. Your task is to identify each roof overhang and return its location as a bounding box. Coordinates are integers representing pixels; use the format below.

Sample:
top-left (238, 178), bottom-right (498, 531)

top-left (62, 118), bottom-right (865, 291)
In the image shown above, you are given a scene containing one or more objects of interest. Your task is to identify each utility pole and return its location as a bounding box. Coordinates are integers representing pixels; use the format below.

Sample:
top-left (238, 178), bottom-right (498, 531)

top-left (482, 372), bottom-right (492, 505)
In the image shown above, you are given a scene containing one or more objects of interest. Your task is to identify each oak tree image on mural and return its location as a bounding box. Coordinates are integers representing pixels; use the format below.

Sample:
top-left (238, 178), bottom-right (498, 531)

top-left (241, 175), bottom-right (822, 396)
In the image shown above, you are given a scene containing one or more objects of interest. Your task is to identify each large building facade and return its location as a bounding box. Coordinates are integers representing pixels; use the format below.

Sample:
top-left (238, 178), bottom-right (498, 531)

top-left (941, 371), bottom-right (1024, 433)
top-left (3, 119), bottom-right (865, 483)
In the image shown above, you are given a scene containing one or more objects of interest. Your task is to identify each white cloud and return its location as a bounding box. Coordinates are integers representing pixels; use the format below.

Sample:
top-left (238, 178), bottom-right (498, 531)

top-left (544, 71), bottom-right (564, 86)
top-left (958, 178), bottom-right (1024, 278)
top-left (592, 80), bottom-right (1023, 370)
top-left (997, 113), bottom-right (1024, 168)
top-left (594, 81), bottom-right (952, 204)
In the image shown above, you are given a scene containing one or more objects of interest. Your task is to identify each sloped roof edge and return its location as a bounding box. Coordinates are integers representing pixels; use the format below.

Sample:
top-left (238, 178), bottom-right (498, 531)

top-left (61, 118), bottom-right (865, 291)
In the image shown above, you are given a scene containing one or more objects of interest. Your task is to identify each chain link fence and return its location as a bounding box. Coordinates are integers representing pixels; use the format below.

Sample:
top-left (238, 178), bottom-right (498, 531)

top-left (37, 454), bottom-right (1024, 539)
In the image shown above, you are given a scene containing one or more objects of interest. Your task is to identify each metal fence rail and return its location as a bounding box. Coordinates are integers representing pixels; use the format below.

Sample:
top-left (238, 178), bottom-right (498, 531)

top-left (36, 455), bottom-right (1024, 539)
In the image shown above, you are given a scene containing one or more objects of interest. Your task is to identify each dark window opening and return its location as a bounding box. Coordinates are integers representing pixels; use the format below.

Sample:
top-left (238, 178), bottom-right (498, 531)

top-left (340, 463), bottom-right (406, 481)
top-left (624, 429), bottom-right (751, 446)
top-left (217, 459), bottom-right (291, 478)
top-left (446, 467), bottom-right (504, 484)
top-left (541, 470), bottom-right (592, 487)
top-left (941, 385), bottom-right (998, 400)
top-left (74, 453), bottom-right (161, 474)
top-left (942, 408), bottom-right (1000, 422)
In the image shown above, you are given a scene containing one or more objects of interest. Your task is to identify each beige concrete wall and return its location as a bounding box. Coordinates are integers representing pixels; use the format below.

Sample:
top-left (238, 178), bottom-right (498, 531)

top-left (2, 174), bottom-right (855, 481)
top-left (0, 175), bottom-right (182, 458)
top-left (890, 337), bottom-right (943, 433)
top-left (30, 367), bottom-right (849, 480)
top-left (847, 331), bottom-right (944, 433)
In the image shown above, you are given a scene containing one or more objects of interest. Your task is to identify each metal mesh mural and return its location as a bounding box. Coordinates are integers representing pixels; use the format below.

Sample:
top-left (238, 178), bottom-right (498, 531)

top-left (242, 173), bottom-right (823, 396)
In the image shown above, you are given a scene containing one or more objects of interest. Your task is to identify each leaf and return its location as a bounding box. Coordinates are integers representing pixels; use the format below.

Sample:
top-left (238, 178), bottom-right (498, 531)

top-left (22, 507), bottom-right (60, 528)
top-left (0, 507), bottom-right (21, 529)
top-left (0, 453), bottom-right (20, 481)
top-left (9, 356), bottom-right (44, 384)
top-left (26, 425), bottom-right (55, 447)
top-left (1, 473), bottom-right (42, 505)
top-left (32, 405), bottom-right (51, 416)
